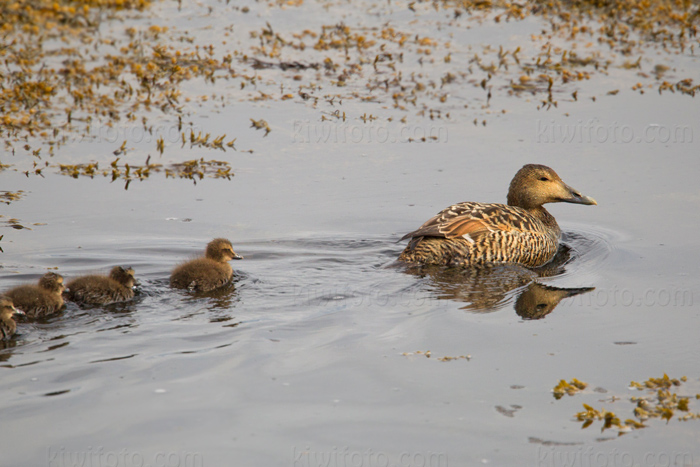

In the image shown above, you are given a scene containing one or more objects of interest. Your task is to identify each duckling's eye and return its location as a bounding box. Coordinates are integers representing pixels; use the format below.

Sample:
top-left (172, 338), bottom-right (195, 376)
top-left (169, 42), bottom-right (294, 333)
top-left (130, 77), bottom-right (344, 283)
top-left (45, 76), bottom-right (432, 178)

top-left (539, 177), bottom-right (549, 182)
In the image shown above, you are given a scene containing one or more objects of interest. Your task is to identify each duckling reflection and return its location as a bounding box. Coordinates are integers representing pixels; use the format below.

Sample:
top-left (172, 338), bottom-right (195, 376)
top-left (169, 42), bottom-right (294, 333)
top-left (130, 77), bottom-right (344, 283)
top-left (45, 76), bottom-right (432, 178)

top-left (180, 279), bottom-right (241, 310)
top-left (402, 243), bottom-right (593, 318)
top-left (0, 339), bottom-right (19, 354)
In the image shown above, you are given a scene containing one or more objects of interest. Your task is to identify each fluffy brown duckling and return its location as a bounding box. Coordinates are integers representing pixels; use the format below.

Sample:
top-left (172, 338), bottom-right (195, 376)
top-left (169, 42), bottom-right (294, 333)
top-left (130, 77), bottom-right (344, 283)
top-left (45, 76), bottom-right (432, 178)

top-left (66, 266), bottom-right (136, 305)
top-left (170, 238), bottom-right (242, 292)
top-left (0, 298), bottom-right (24, 339)
top-left (399, 164), bottom-right (597, 268)
top-left (4, 272), bottom-right (66, 317)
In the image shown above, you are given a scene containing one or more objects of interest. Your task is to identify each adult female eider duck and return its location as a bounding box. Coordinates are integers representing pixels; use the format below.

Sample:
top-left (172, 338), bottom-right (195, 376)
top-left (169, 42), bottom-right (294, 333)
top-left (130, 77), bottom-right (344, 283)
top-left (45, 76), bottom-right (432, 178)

top-left (398, 164), bottom-right (597, 268)
top-left (0, 298), bottom-right (23, 339)
top-left (66, 266), bottom-right (137, 305)
top-left (4, 272), bottom-right (66, 317)
top-left (170, 238), bottom-right (242, 292)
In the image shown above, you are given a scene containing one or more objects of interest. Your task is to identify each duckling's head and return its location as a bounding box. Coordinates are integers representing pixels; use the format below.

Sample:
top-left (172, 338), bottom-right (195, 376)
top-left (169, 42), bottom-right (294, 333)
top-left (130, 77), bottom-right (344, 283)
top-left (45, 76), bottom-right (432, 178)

top-left (109, 266), bottom-right (137, 288)
top-left (0, 297), bottom-right (21, 319)
top-left (38, 272), bottom-right (65, 295)
top-left (507, 164), bottom-right (597, 210)
top-left (206, 238), bottom-right (243, 263)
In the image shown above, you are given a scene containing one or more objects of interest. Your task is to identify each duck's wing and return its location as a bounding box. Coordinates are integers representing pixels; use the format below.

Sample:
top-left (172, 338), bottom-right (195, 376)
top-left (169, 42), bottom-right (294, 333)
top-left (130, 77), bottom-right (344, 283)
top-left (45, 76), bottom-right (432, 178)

top-left (400, 202), bottom-right (525, 242)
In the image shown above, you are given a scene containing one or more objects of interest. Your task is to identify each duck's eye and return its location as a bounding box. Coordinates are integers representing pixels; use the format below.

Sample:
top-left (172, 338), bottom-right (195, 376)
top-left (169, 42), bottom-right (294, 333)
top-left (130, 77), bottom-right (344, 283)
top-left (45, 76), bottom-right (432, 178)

top-left (539, 177), bottom-right (549, 182)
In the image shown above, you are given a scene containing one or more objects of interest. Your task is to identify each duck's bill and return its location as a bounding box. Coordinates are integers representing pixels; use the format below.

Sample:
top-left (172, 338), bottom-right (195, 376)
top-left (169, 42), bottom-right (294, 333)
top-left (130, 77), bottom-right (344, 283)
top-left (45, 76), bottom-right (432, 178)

top-left (232, 253), bottom-right (244, 260)
top-left (561, 286), bottom-right (596, 298)
top-left (561, 184), bottom-right (598, 205)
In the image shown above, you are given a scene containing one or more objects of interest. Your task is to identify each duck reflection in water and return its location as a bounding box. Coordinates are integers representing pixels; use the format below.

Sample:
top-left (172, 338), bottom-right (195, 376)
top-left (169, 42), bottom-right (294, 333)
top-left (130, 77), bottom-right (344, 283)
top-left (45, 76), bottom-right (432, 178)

top-left (401, 243), bottom-right (594, 319)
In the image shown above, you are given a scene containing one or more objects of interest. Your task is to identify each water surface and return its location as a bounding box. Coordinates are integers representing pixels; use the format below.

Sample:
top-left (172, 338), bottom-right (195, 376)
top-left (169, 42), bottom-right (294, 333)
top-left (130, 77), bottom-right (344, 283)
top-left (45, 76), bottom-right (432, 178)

top-left (1, 1), bottom-right (700, 466)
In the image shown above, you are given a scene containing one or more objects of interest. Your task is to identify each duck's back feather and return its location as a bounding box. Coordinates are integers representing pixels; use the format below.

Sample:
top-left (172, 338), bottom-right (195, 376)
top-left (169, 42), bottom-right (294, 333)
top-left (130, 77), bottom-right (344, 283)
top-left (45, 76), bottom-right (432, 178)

top-left (399, 202), bottom-right (560, 268)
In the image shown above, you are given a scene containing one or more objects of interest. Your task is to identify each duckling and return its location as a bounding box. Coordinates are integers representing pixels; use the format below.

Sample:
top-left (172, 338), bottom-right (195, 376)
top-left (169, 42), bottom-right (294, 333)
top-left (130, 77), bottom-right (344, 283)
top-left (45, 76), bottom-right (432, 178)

top-left (0, 298), bottom-right (23, 339)
top-left (170, 238), bottom-right (242, 292)
top-left (399, 164), bottom-right (597, 268)
top-left (66, 266), bottom-right (136, 305)
top-left (4, 272), bottom-right (66, 317)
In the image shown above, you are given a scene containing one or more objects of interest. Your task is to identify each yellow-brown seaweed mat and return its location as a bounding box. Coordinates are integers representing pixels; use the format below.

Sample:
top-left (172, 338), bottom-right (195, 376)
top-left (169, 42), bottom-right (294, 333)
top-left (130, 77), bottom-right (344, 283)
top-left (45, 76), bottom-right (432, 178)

top-left (1, 0), bottom-right (697, 177)
top-left (566, 374), bottom-right (700, 434)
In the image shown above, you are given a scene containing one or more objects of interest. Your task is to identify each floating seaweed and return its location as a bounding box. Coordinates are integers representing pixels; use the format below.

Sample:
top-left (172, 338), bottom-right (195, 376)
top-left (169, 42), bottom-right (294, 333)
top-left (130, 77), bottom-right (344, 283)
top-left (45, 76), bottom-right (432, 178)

top-left (553, 378), bottom-right (589, 400)
top-left (401, 350), bottom-right (472, 362)
top-left (0, 0), bottom-right (697, 174)
top-left (572, 374), bottom-right (700, 433)
top-left (250, 119), bottom-right (271, 136)
top-left (57, 157), bottom-right (234, 188)
top-left (0, 191), bottom-right (25, 205)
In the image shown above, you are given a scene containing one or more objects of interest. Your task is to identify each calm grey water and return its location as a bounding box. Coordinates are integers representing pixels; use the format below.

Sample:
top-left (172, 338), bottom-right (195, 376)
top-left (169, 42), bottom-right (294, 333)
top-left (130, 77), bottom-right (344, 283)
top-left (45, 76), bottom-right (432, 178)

top-left (1, 1), bottom-right (700, 466)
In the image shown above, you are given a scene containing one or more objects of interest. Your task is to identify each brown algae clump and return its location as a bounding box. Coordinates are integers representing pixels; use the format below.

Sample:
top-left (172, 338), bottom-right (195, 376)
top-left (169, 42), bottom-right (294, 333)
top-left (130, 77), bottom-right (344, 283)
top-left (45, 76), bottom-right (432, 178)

top-left (573, 374), bottom-right (700, 433)
top-left (553, 378), bottom-right (588, 400)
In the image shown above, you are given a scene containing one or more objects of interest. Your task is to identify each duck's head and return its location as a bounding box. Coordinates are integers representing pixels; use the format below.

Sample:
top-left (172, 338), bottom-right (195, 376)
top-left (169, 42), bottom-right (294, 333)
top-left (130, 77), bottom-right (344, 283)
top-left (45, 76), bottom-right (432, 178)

top-left (0, 298), bottom-right (22, 319)
top-left (507, 164), bottom-right (597, 210)
top-left (39, 272), bottom-right (65, 295)
top-left (206, 238), bottom-right (243, 263)
top-left (515, 283), bottom-right (595, 320)
top-left (110, 266), bottom-right (137, 288)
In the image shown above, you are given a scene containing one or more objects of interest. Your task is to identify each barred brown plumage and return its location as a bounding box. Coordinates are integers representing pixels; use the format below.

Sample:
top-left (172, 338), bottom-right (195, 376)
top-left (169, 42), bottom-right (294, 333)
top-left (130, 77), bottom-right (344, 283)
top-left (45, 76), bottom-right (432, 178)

top-left (399, 164), bottom-right (597, 268)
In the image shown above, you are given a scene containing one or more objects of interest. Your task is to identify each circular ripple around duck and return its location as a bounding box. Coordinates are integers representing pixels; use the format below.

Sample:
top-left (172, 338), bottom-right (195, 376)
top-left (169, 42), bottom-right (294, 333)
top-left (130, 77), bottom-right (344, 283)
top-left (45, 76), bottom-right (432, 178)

top-left (557, 223), bottom-right (626, 280)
